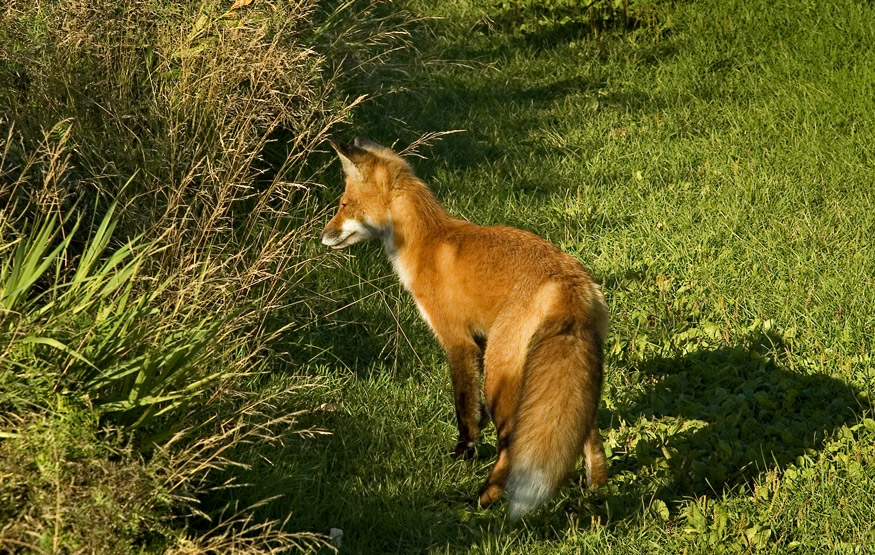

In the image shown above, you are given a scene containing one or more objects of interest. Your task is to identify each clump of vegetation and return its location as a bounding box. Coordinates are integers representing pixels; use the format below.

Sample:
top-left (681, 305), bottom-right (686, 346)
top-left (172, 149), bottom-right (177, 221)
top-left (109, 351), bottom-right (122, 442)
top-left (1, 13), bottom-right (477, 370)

top-left (488, 0), bottom-right (661, 39)
top-left (0, 407), bottom-right (158, 553)
top-left (0, 0), bottom-right (408, 551)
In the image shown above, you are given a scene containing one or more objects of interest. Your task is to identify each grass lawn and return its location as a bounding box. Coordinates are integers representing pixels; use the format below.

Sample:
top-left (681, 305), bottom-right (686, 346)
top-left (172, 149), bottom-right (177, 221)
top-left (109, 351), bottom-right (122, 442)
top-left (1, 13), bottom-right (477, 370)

top-left (3, 0), bottom-right (874, 552)
top-left (210, 0), bottom-right (875, 552)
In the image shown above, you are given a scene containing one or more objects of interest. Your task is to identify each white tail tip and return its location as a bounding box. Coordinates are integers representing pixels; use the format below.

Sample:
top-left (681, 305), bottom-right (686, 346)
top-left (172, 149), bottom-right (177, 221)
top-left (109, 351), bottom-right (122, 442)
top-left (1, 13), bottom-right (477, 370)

top-left (506, 467), bottom-right (553, 520)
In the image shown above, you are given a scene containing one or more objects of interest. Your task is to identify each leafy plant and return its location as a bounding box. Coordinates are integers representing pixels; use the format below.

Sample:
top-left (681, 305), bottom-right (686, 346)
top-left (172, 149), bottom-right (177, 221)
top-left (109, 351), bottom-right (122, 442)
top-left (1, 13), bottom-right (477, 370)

top-left (0, 195), bottom-right (231, 434)
top-left (0, 0), bottom-right (413, 549)
top-left (490, 0), bottom-right (658, 38)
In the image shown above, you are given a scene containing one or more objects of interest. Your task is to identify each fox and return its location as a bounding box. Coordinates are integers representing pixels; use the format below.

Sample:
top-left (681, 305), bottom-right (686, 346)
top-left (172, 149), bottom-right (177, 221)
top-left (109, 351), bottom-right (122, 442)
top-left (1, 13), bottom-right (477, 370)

top-left (320, 137), bottom-right (609, 518)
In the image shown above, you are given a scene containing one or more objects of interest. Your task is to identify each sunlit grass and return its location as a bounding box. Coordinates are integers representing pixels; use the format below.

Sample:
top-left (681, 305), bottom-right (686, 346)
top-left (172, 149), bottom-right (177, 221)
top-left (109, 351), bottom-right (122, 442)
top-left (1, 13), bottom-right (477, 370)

top-left (220, 0), bottom-right (875, 552)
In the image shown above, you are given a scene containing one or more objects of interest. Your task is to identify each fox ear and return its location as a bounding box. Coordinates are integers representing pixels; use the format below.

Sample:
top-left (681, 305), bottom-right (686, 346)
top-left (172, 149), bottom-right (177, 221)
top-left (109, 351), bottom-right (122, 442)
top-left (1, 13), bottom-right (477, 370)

top-left (330, 140), bottom-right (369, 182)
top-left (353, 136), bottom-right (383, 153)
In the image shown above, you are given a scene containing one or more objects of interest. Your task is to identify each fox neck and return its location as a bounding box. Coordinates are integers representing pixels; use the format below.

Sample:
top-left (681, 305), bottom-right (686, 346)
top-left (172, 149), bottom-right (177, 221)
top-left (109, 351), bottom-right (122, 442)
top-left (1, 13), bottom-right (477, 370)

top-left (383, 182), bottom-right (452, 289)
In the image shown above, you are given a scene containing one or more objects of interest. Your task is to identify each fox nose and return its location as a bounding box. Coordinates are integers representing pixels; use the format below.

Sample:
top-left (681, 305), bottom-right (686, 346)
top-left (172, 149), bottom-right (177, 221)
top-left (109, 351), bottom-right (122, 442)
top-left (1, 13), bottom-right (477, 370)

top-left (320, 227), bottom-right (339, 246)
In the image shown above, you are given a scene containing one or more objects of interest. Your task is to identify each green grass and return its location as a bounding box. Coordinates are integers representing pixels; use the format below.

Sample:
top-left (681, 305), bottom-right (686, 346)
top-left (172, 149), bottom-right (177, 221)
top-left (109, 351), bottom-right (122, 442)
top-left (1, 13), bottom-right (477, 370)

top-left (2, 0), bottom-right (874, 552)
top-left (216, 0), bottom-right (875, 552)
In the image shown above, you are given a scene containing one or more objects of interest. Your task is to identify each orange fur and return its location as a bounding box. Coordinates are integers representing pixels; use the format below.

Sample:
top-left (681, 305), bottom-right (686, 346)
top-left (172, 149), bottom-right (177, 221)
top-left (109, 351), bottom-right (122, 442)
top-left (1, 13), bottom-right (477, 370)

top-left (321, 137), bottom-right (609, 518)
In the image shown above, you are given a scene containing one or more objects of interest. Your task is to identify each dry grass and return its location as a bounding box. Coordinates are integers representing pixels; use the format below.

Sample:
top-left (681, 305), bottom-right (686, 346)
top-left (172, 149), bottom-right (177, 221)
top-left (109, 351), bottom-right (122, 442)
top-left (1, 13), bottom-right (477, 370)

top-left (0, 0), bottom-right (411, 551)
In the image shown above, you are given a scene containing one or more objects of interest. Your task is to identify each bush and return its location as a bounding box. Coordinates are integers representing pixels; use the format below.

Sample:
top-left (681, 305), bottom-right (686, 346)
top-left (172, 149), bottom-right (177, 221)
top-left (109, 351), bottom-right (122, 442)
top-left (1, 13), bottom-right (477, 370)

top-left (0, 405), bottom-right (167, 554)
top-left (0, 0), bottom-right (409, 551)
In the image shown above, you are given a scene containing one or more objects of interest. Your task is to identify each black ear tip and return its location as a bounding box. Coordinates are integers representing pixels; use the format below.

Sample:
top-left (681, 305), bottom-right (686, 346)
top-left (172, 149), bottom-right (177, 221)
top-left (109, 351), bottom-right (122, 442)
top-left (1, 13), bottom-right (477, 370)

top-left (329, 139), bottom-right (352, 155)
top-left (354, 137), bottom-right (382, 150)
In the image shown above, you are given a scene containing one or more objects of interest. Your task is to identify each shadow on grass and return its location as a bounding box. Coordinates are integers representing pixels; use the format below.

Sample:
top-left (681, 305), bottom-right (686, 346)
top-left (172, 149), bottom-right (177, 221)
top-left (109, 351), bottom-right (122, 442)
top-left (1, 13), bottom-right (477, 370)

top-left (326, 5), bottom-right (678, 195)
top-left (548, 334), bottom-right (864, 528)
top-left (199, 327), bottom-right (865, 552)
top-left (195, 382), bottom-right (502, 553)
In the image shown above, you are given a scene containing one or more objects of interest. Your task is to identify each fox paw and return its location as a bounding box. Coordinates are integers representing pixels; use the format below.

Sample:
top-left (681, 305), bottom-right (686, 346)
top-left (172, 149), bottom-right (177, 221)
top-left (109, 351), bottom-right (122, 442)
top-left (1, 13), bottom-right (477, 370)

top-left (450, 440), bottom-right (476, 460)
top-left (477, 483), bottom-right (504, 509)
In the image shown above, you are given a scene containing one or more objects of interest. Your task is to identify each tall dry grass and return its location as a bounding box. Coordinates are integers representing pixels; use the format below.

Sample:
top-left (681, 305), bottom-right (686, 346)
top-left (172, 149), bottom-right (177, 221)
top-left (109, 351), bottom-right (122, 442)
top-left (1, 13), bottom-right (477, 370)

top-left (0, 0), bottom-right (411, 551)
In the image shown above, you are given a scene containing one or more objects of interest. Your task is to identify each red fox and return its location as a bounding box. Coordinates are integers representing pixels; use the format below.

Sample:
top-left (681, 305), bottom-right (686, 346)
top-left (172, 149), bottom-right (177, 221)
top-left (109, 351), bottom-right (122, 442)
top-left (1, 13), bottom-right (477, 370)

top-left (321, 137), bottom-right (609, 518)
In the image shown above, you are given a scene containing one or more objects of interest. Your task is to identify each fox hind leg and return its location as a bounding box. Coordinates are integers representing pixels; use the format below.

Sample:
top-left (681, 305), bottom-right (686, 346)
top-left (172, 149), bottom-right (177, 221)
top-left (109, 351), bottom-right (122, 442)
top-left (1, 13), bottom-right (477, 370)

top-left (476, 305), bottom-right (539, 509)
top-left (584, 420), bottom-right (607, 488)
top-left (478, 435), bottom-right (511, 508)
top-left (478, 330), bottom-right (527, 508)
top-left (478, 384), bottom-right (518, 508)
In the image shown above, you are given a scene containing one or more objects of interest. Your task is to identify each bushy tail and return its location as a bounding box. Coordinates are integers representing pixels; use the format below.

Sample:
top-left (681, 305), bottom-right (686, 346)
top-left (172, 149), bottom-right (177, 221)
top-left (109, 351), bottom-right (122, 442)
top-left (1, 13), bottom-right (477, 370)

top-left (505, 314), bottom-right (606, 520)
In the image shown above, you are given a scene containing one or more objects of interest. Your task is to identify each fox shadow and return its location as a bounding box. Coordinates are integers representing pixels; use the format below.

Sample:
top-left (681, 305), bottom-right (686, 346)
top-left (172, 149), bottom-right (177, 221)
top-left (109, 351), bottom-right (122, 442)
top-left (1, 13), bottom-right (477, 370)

top-left (561, 334), bottom-right (865, 524)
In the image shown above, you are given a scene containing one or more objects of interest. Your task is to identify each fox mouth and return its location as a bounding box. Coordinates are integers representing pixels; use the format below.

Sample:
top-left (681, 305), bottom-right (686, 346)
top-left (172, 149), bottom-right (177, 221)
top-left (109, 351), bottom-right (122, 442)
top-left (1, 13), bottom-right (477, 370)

top-left (322, 219), bottom-right (384, 249)
top-left (327, 232), bottom-right (358, 249)
top-left (321, 229), bottom-right (360, 249)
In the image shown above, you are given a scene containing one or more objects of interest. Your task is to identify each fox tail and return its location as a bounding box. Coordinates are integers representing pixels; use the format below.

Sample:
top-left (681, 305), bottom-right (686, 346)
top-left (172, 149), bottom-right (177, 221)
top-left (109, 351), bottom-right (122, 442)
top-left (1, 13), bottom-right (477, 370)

top-left (505, 309), bottom-right (607, 519)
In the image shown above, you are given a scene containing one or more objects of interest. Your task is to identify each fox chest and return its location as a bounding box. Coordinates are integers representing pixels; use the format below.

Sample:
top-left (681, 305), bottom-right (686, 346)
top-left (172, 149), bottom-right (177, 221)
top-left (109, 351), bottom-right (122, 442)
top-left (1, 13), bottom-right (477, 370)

top-left (391, 254), bottom-right (499, 338)
top-left (391, 256), bottom-right (437, 331)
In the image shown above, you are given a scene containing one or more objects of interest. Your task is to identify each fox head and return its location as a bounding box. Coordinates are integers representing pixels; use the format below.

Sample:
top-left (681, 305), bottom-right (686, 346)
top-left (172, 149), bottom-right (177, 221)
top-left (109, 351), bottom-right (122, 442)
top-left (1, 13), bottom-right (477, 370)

top-left (320, 137), bottom-right (410, 250)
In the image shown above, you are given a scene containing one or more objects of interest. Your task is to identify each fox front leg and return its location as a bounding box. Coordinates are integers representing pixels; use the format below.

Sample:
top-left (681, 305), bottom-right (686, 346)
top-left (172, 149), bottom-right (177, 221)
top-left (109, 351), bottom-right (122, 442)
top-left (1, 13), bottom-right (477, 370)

top-left (446, 342), bottom-right (486, 459)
